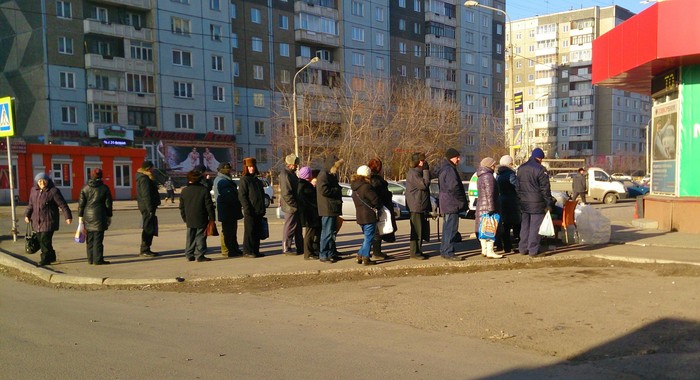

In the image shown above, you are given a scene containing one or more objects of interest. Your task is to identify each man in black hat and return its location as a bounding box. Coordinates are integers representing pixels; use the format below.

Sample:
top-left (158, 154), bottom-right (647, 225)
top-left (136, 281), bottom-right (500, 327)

top-left (516, 147), bottom-right (554, 257)
top-left (405, 152), bottom-right (431, 260)
top-left (436, 148), bottom-right (467, 261)
top-left (136, 160), bottom-right (160, 257)
top-left (213, 162), bottom-right (243, 257)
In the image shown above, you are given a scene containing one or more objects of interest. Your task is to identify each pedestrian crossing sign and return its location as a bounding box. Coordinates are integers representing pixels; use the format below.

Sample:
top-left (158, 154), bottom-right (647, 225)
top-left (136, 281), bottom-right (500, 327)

top-left (0, 97), bottom-right (15, 137)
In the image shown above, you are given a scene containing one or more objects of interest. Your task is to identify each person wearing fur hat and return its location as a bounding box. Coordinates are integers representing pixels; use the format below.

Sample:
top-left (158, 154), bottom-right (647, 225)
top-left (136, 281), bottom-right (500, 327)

top-left (315, 155), bottom-right (344, 263)
top-left (179, 170), bottom-right (216, 262)
top-left (238, 157), bottom-right (266, 258)
top-left (405, 152), bottom-right (431, 260)
top-left (213, 162), bottom-right (243, 257)
top-left (436, 148), bottom-right (467, 261)
top-left (279, 153), bottom-right (303, 255)
top-left (136, 160), bottom-right (160, 257)
top-left (516, 147), bottom-right (554, 257)
top-left (476, 157), bottom-right (503, 259)
top-left (297, 166), bottom-right (320, 260)
top-left (24, 173), bottom-right (73, 266)
top-left (496, 155), bottom-right (521, 254)
top-left (78, 168), bottom-right (113, 265)
top-left (351, 165), bottom-right (380, 265)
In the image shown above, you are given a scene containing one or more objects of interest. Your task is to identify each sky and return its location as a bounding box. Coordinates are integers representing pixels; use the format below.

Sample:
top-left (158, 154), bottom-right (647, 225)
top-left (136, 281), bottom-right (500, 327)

top-left (506, 0), bottom-right (654, 20)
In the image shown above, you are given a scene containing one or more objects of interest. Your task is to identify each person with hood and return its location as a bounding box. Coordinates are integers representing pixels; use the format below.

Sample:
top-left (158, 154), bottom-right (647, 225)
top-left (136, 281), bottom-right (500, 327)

top-left (136, 160), bottom-right (160, 257)
top-left (24, 173), bottom-right (73, 266)
top-left (78, 168), bottom-right (113, 265)
top-left (475, 157), bottom-right (503, 259)
top-left (280, 153), bottom-right (303, 255)
top-left (517, 147), bottom-right (555, 257)
top-left (368, 157), bottom-right (395, 260)
top-left (213, 162), bottom-right (243, 257)
top-left (351, 165), bottom-right (380, 266)
top-left (316, 155), bottom-right (344, 263)
top-left (180, 170), bottom-right (216, 262)
top-left (297, 166), bottom-right (320, 260)
top-left (238, 157), bottom-right (266, 258)
top-left (437, 148), bottom-right (467, 261)
top-left (405, 152), bottom-right (431, 260)
top-left (495, 155), bottom-right (521, 254)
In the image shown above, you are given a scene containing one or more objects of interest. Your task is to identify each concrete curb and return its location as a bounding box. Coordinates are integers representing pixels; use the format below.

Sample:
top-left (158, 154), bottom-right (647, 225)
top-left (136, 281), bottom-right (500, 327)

top-left (591, 254), bottom-right (700, 267)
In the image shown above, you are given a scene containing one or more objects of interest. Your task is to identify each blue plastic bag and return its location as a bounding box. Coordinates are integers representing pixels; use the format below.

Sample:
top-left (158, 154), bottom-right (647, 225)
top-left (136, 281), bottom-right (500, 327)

top-left (478, 213), bottom-right (500, 241)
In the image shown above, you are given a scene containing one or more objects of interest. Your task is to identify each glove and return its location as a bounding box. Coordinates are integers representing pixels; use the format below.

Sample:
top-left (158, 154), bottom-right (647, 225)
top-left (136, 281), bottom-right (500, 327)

top-left (422, 161), bottom-right (429, 171)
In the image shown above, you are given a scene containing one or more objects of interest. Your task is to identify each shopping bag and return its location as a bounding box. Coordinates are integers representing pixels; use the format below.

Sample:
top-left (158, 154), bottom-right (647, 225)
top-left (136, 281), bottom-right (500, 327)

top-left (478, 213), bottom-right (500, 241)
top-left (74, 220), bottom-right (86, 243)
top-left (205, 220), bottom-right (219, 237)
top-left (260, 217), bottom-right (270, 240)
top-left (25, 224), bottom-right (40, 254)
top-left (538, 211), bottom-right (555, 237)
top-left (376, 206), bottom-right (395, 236)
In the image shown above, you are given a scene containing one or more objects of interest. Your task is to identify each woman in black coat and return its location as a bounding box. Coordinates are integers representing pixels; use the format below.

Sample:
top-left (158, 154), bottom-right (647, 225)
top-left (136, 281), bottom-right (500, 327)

top-left (351, 165), bottom-right (381, 266)
top-left (24, 173), bottom-right (73, 266)
top-left (297, 166), bottom-right (320, 260)
top-left (78, 169), bottom-right (113, 265)
top-left (238, 157), bottom-right (266, 258)
top-left (368, 158), bottom-right (396, 259)
top-left (495, 155), bottom-right (521, 254)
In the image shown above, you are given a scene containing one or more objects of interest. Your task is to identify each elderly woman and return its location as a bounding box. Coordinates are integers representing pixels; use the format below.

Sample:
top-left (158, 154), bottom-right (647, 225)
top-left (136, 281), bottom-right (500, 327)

top-left (475, 157), bottom-right (503, 259)
top-left (351, 165), bottom-right (381, 266)
top-left (78, 168), bottom-right (113, 265)
top-left (24, 173), bottom-right (73, 265)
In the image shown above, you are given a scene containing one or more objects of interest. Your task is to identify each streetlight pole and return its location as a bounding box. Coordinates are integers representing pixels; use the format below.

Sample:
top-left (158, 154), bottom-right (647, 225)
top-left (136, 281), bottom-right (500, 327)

top-left (292, 56), bottom-right (320, 159)
top-left (464, 1), bottom-right (514, 157)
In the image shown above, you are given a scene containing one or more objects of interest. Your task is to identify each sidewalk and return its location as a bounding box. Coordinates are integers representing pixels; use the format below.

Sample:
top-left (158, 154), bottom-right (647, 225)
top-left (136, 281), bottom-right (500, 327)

top-left (1, 200), bottom-right (699, 286)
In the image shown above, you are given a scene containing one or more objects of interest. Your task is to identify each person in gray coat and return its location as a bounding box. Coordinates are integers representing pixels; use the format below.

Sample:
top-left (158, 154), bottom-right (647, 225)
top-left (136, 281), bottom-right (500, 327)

top-left (405, 152), bottom-right (431, 260)
top-left (437, 148), bottom-right (467, 261)
top-left (572, 167), bottom-right (587, 204)
top-left (78, 168), bottom-right (113, 265)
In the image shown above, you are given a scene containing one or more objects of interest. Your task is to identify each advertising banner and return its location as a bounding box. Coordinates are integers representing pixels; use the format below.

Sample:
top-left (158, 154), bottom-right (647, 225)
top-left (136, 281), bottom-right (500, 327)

top-left (160, 142), bottom-right (235, 174)
top-left (513, 92), bottom-right (524, 114)
top-left (680, 65), bottom-right (700, 196)
top-left (650, 99), bottom-right (678, 195)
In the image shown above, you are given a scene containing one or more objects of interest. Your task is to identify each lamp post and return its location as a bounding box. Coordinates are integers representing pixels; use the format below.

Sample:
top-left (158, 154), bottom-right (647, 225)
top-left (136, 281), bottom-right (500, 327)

top-left (464, 1), bottom-right (514, 157)
top-left (292, 56), bottom-right (320, 158)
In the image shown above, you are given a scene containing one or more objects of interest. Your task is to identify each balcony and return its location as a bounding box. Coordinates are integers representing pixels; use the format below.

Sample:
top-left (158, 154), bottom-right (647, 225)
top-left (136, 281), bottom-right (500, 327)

top-left (296, 82), bottom-right (335, 98)
top-left (425, 12), bottom-right (457, 27)
top-left (535, 77), bottom-right (558, 86)
top-left (86, 88), bottom-right (156, 107)
top-left (295, 29), bottom-right (339, 48)
top-left (570, 26), bottom-right (594, 37)
top-left (295, 1), bottom-right (339, 19)
top-left (425, 34), bottom-right (456, 48)
top-left (90, 0), bottom-right (151, 10)
top-left (425, 56), bottom-right (457, 69)
top-left (296, 56), bottom-right (339, 72)
top-left (535, 47), bottom-right (557, 56)
top-left (425, 78), bottom-right (457, 91)
top-left (84, 53), bottom-right (155, 73)
top-left (84, 19), bottom-right (152, 41)
top-left (535, 31), bottom-right (557, 42)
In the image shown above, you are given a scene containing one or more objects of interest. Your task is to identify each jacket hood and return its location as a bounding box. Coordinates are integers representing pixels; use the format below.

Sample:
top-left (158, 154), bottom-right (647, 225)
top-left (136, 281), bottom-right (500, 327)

top-left (136, 167), bottom-right (154, 180)
top-left (497, 166), bottom-right (515, 175)
top-left (88, 178), bottom-right (103, 187)
top-left (350, 175), bottom-right (370, 191)
top-left (476, 166), bottom-right (494, 177)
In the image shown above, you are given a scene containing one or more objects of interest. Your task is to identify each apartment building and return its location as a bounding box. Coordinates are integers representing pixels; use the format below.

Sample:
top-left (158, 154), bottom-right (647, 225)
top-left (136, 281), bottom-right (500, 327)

top-left (506, 6), bottom-right (651, 168)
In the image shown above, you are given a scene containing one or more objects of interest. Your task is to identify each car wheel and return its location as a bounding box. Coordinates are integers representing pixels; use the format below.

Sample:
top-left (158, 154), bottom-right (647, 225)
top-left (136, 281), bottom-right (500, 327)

top-left (264, 195), bottom-right (271, 208)
top-left (603, 192), bottom-right (618, 204)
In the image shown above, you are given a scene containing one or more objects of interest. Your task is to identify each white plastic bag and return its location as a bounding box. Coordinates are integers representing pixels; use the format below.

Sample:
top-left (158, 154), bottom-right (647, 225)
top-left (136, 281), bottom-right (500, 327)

top-left (538, 211), bottom-right (555, 237)
top-left (74, 219), bottom-right (86, 243)
top-left (575, 204), bottom-right (611, 244)
top-left (376, 206), bottom-right (394, 235)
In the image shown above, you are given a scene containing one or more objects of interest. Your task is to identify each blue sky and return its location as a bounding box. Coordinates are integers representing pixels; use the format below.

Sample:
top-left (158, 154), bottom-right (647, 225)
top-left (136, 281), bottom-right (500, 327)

top-left (506, 0), bottom-right (654, 20)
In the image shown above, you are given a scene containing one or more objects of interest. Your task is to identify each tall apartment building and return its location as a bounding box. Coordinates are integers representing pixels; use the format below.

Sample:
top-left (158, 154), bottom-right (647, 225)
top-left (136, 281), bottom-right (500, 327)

top-left (506, 6), bottom-right (651, 168)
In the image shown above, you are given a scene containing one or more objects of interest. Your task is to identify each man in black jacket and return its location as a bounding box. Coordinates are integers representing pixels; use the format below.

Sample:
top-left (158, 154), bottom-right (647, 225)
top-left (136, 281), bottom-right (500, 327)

top-left (280, 153), bottom-right (303, 255)
top-left (136, 161), bottom-right (160, 257)
top-left (213, 162), bottom-right (243, 257)
top-left (516, 148), bottom-right (554, 257)
top-left (437, 148), bottom-right (466, 261)
top-left (316, 155), bottom-right (344, 263)
top-left (405, 152), bottom-right (431, 260)
top-left (180, 170), bottom-right (216, 262)
top-left (78, 168), bottom-right (113, 265)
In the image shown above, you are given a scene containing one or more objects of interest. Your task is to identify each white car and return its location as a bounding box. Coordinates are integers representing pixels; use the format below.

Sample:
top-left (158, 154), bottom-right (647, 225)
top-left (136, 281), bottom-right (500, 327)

top-left (610, 173), bottom-right (632, 182)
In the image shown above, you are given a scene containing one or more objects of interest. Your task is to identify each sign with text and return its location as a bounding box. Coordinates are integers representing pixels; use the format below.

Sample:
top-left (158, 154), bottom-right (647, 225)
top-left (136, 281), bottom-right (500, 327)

top-left (650, 99), bottom-right (678, 195)
top-left (513, 92), bottom-right (524, 114)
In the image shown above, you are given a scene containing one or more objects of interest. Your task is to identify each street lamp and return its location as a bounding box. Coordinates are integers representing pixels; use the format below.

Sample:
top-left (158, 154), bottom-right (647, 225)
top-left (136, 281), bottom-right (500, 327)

top-left (463, 1), bottom-right (514, 157)
top-left (292, 56), bottom-right (320, 158)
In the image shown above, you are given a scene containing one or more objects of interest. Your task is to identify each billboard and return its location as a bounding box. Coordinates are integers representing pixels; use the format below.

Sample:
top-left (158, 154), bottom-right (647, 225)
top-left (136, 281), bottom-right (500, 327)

top-left (650, 99), bottom-right (678, 195)
top-left (159, 142), bottom-right (235, 174)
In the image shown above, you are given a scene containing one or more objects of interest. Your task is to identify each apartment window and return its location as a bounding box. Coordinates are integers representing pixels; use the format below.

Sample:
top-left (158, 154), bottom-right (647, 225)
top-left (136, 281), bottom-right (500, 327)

top-left (375, 56), bottom-right (385, 71)
top-left (251, 8), bottom-right (261, 23)
top-left (254, 121), bottom-right (265, 136)
top-left (174, 81), bottom-right (193, 98)
top-left (52, 163), bottom-right (71, 187)
top-left (59, 72), bottom-right (75, 89)
top-left (352, 1), bottom-right (364, 16)
top-left (233, 62), bottom-right (239, 77)
top-left (126, 73), bottom-right (154, 93)
top-left (210, 0), bottom-right (220, 11)
top-left (231, 33), bottom-right (238, 48)
top-left (56, 1), bottom-right (71, 18)
top-left (252, 37), bottom-right (263, 52)
top-left (255, 148), bottom-right (268, 164)
top-left (481, 56), bottom-right (488, 68)
top-left (466, 135), bottom-right (475, 145)
top-left (466, 73), bottom-right (475, 85)
top-left (375, 32), bottom-right (384, 46)
top-left (172, 0), bottom-right (190, 3)
top-left (212, 55), bottom-right (223, 71)
top-left (465, 31), bottom-right (474, 44)
top-left (528, 74), bottom-right (535, 81)
top-left (213, 86), bottom-right (225, 101)
top-left (414, 0), bottom-right (421, 12)
top-left (280, 69), bottom-right (290, 84)
top-left (352, 52), bottom-right (365, 67)
top-left (61, 106), bottom-right (77, 124)
top-left (233, 90), bottom-right (240, 105)
top-left (234, 119), bottom-right (242, 135)
top-left (481, 77), bottom-right (488, 88)
top-left (171, 17), bottom-right (191, 36)
top-left (466, 94), bottom-right (474, 105)
top-left (131, 41), bottom-right (153, 61)
top-left (92, 6), bottom-right (108, 23)
top-left (175, 113), bottom-right (194, 129)
top-left (375, 7), bottom-right (384, 21)
top-left (414, 67), bottom-right (421, 79)
top-left (253, 93), bottom-right (264, 107)
top-left (91, 103), bottom-right (117, 123)
top-left (399, 19), bottom-right (406, 31)
top-left (231, 3), bottom-right (236, 18)
top-left (253, 65), bottom-right (264, 80)
top-left (399, 42), bottom-right (406, 54)
top-left (279, 43), bottom-right (290, 57)
top-left (414, 45), bottom-right (421, 57)
top-left (95, 75), bottom-right (109, 90)
top-left (172, 49), bottom-right (192, 66)
top-left (128, 106), bottom-right (156, 127)
top-left (301, 46), bottom-right (311, 58)
top-left (352, 27), bottom-right (365, 42)
top-left (399, 0), bottom-right (405, 8)
top-left (400, 65), bottom-right (406, 77)
top-left (279, 15), bottom-right (289, 29)
top-left (465, 53), bottom-right (474, 65)
top-left (214, 116), bottom-right (225, 131)
top-left (58, 36), bottom-right (73, 54)
top-left (465, 10), bottom-right (474, 23)
top-left (352, 77), bottom-right (365, 90)
top-left (210, 24), bottom-right (222, 41)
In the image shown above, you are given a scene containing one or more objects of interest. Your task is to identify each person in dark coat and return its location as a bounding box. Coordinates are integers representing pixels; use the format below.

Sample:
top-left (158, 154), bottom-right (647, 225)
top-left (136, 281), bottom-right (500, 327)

top-left (351, 165), bottom-right (380, 266)
top-left (280, 153), bottom-right (303, 255)
top-left (475, 157), bottom-right (503, 259)
top-left (572, 167), bottom-right (587, 204)
top-left (213, 162), bottom-right (243, 257)
top-left (238, 157), bottom-right (266, 258)
top-left (24, 173), bottom-right (73, 266)
top-left (136, 160), bottom-right (160, 257)
top-left (495, 155), bottom-right (521, 254)
top-left (316, 155), bottom-right (344, 263)
top-left (179, 170), bottom-right (216, 262)
top-left (517, 148), bottom-right (555, 257)
top-left (78, 168), bottom-right (113, 265)
top-left (405, 152), bottom-right (431, 260)
top-left (437, 148), bottom-right (466, 261)
top-left (368, 157), bottom-right (395, 260)
top-left (297, 166), bottom-right (320, 260)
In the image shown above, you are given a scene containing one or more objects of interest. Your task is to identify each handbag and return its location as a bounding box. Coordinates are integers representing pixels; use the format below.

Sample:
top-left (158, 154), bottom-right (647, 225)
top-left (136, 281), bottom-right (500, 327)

top-left (205, 220), bottom-right (219, 236)
top-left (478, 213), bottom-right (500, 241)
top-left (538, 210), bottom-right (555, 237)
top-left (74, 219), bottom-right (86, 243)
top-left (376, 206), bottom-right (395, 236)
top-left (25, 224), bottom-right (40, 254)
top-left (260, 217), bottom-right (270, 240)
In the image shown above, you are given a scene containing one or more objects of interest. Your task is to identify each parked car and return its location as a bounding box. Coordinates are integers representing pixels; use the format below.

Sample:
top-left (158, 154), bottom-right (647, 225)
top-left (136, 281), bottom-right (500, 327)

top-left (610, 173), bottom-right (633, 182)
top-left (429, 177), bottom-right (476, 219)
top-left (621, 180), bottom-right (650, 198)
top-left (211, 177), bottom-right (275, 208)
top-left (337, 182), bottom-right (403, 221)
top-left (551, 172), bottom-right (577, 181)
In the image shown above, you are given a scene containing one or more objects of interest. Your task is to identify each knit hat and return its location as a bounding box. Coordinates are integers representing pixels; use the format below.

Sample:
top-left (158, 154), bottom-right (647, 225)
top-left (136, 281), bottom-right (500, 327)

top-left (34, 173), bottom-right (49, 182)
top-left (298, 166), bottom-right (312, 180)
top-left (480, 157), bottom-right (496, 168)
top-left (411, 152), bottom-right (426, 168)
top-left (243, 157), bottom-right (257, 167)
top-left (91, 168), bottom-right (103, 179)
top-left (357, 165), bottom-right (371, 177)
top-left (445, 148), bottom-right (460, 159)
top-left (285, 154), bottom-right (299, 166)
top-left (499, 155), bottom-right (514, 167)
top-left (187, 170), bottom-right (202, 183)
top-left (141, 160), bottom-right (154, 170)
top-left (531, 148), bottom-right (545, 159)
